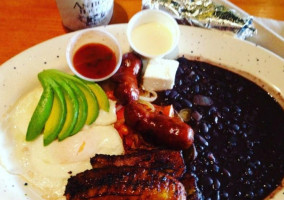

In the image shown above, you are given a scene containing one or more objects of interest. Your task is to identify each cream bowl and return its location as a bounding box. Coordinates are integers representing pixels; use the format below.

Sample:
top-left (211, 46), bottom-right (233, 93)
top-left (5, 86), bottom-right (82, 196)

top-left (66, 29), bottom-right (122, 82)
top-left (127, 9), bottom-right (180, 59)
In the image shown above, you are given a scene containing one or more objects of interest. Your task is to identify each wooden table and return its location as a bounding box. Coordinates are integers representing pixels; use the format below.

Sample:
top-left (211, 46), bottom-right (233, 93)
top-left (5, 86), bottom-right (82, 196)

top-left (0, 0), bottom-right (283, 65)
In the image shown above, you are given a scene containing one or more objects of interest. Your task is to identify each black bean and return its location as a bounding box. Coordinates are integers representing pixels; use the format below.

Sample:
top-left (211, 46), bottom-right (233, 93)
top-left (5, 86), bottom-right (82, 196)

top-left (242, 133), bottom-right (248, 138)
top-left (190, 165), bottom-right (196, 172)
top-left (213, 116), bottom-right (218, 124)
top-left (201, 122), bottom-right (209, 133)
top-left (196, 135), bottom-right (209, 146)
top-left (257, 188), bottom-right (264, 196)
top-left (229, 136), bottom-right (237, 146)
top-left (217, 123), bottom-right (223, 130)
top-left (222, 191), bottom-right (229, 198)
top-left (216, 190), bottom-right (221, 200)
top-left (245, 191), bottom-right (255, 199)
top-left (177, 67), bottom-right (184, 74)
top-left (225, 120), bottom-right (231, 125)
top-left (193, 95), bottom-right (213, 106)
top-left (193, 74), bottom-right (200, 82)
top-left (182, 99), bottom-right (193, 108)
top-left (232, 124), bottom-right (240, 131)
top-left (173, 102), bottom-right (182, 111)
top-left (246, 141), bottom-right (254, 149)
top-left (235, 191), bottom-right (242, 197)
top-left (194, 84), bottom-right (200, 93)
top-left (201, 168), bottom-right (208, 174)
top-left (207, 152), bottom-right (216, 163)
top-left (208, 106), bottom-right (217, 115)
top-left (188, 70), bottom-right (195, 77)
top-left (213, 178), bottom-right (221, 190)
top-left (164, 90), bottom-right (171, 96)
top-left (255, 160), bottom-right (261, 166)
top-left (159, 58), bottom-right (284, 199)
top-left (248, 162), bottom-right (256, 169)
top-left (204, 134), bottom-right (211, 140)
top-left (192, 111), bottom-right (202, 121)
top-left (237, 86), bottom-right (244, 92)
top-left (169, 90), bottom-right (179, 99)
top-left (223, 106), bottom-right (230, 112)
top-left (213, 164), bottom-right (220, 173)
top-left (234, 105), bottom-right (242, 113)
top-left (202, 176), bottom-right (213, 186)
top-left (245, 168), bottom-right (253, 176)
top-left (181, 88), bottom-right (189, 95)
top-left (222, 168), bottom-right (231, 178)
top-left (198, 145), bottom-right (205, 151)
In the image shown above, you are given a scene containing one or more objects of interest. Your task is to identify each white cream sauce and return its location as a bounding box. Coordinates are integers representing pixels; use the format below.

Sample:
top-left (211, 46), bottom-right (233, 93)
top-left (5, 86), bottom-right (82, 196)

top-left (131, 22), bottom-right (173, 56)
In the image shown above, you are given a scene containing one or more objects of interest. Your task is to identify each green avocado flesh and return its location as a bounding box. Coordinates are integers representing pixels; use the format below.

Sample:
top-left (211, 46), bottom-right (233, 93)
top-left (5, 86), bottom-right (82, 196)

top-left (26, 76), bottom-right (53, 141)
top-left (25, 69), bottom-right (110, 145)
top-left (42, 76), bottom-right (67, 146)
top-left (86, 82), bottom-right (110, 112)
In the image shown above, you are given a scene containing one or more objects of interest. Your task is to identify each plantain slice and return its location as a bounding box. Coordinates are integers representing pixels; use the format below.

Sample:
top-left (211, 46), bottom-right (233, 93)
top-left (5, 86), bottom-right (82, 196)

top-left (26, 76), bottom-right (54, 141)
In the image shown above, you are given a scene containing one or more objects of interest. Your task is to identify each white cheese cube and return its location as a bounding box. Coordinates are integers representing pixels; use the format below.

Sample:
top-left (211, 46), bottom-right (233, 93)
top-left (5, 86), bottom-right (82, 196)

top-left (142, 58), bottom-right (179, 91)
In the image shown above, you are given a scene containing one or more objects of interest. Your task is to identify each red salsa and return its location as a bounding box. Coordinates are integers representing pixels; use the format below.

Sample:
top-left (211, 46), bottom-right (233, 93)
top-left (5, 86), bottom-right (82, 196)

top-left (73, 43), bottom-right (117, 79)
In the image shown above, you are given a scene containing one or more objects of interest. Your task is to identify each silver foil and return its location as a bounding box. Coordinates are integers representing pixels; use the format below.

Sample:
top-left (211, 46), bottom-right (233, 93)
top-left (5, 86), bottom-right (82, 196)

top-left (142, 0), bottom-right (256, 39)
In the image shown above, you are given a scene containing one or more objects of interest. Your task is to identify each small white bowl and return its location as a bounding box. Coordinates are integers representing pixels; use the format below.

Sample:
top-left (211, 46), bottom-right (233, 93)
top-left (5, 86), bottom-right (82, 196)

top-left (66, 29), bottom-right (122, 82)
top-left (127, 9), bottom-right (180, 59)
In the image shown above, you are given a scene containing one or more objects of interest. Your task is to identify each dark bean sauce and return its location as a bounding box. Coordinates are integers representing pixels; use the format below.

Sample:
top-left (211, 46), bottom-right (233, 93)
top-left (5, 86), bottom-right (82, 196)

top-left (157, 57), bottom-right (284, 199)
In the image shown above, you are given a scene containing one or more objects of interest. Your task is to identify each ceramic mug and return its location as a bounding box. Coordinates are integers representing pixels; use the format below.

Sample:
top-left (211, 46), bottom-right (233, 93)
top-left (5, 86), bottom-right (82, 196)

top-left (55, 0), bottom-right (114, 30)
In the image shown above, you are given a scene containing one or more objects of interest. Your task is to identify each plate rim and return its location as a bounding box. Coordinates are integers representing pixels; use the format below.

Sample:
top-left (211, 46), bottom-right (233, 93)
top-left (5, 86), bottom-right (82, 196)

top-left (0, 23), bottom-right (283, 200)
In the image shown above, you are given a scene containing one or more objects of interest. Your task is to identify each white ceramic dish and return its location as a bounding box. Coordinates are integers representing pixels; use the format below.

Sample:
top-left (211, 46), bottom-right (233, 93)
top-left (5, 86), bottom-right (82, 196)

top-left (127, 9), bottom-right (180, 59)
top-left (66, 29), bottom-right (122, 82)
top-left (0, 24), bottom-right (283, 199)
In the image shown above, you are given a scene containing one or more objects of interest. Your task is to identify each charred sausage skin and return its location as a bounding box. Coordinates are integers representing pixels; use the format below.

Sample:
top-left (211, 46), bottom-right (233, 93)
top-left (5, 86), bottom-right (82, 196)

top-left (112, 52), bottom-right (142, 105)
top-left (124, 102), bottom-right (194, 150)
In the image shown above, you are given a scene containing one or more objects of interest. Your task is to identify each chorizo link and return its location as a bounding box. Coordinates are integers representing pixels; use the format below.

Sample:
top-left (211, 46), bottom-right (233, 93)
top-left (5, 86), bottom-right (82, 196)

top-left (124, 102), bottom-right (194, 150)
top-left (112, 52), bottom-right (142, 105)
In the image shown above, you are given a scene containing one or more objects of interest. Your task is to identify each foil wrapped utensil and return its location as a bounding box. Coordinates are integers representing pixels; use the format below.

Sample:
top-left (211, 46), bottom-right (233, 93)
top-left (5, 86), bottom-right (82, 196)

top-left (142, 0), bottom-right (256, 39)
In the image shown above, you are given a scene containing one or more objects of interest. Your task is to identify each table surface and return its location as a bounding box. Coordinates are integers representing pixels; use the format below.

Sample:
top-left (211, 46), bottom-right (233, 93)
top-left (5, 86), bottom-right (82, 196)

top-left (0, 0), bottom-right (283, 65)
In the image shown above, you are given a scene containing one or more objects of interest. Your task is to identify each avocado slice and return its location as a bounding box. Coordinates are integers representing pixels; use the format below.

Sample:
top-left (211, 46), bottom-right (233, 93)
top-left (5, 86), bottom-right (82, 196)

top-left (85, 82), bottom-right (110, 112)
top-left (26, 75), bottom-right (53, 141)
top-left (55, 78), bottom-right (79, 141)
top-left (41, 70), bottom-right (80, 140)
top-left (73, 75), bottom-right (110, 112)
top-left (42, 75), bottom-right (67, 146)
top-left (76, 83), bottom-right (99, 125)
top-left (44, 69), bottom-right (100, 125)
top-left (26, 69), bottom-right (105, 145)
top-left (64, 78), bottom-right (88, 136)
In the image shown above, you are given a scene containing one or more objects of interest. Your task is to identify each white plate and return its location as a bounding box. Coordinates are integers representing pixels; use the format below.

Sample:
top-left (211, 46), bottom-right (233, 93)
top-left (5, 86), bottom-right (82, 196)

top-left (0, 24), bottom-right (283, 199)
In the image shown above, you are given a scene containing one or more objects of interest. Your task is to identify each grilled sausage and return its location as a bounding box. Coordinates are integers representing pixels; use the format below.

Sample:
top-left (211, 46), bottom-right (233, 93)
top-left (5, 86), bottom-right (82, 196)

top-left (65, 166), bottom-right (186, 200)
top-left (112, 52), bottom-right (142, 105)
top-left (124, 102), bottom-right (194, 150)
